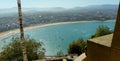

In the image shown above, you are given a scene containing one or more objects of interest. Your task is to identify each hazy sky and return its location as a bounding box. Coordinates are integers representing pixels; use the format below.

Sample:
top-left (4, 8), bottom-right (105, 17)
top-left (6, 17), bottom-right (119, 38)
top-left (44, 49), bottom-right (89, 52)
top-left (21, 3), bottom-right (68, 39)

top-left (0, 0), bottom-right (119, 9)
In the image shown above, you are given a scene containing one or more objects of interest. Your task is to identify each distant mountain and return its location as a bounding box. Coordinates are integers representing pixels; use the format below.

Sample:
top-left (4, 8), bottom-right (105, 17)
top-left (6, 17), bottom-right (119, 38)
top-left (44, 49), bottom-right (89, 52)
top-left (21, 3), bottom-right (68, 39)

top-left (71, 4), bottom-right (118, 11)
top-left (0, 7), bottom-right (66, 13)
top-left (90, 4), bottom-right (118, 9)
top-left (0, 4), bottom-right (118, 14)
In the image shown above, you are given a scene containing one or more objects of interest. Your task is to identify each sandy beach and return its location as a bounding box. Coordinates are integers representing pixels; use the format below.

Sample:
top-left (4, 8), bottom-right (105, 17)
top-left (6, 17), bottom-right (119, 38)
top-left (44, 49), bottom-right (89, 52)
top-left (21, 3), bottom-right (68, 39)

top-left (0, 20), bottom-right (115, 39)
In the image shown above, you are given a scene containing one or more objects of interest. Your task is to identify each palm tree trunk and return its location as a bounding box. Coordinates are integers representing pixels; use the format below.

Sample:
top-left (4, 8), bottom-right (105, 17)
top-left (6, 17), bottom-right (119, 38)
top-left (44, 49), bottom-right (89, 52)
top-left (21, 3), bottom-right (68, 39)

top-left (17, 0), bottom-right (28, 61)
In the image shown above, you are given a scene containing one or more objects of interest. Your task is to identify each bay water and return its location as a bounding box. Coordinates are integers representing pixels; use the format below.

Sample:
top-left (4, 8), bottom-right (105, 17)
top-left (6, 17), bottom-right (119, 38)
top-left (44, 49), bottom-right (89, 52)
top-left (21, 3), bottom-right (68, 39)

top-left (0, 21), bottom-right (115, 56)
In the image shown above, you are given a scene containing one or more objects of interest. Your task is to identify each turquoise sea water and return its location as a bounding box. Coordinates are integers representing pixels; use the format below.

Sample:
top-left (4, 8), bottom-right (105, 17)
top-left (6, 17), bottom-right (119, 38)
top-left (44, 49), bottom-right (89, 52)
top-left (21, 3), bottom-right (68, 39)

top-left (0, 21), bottom-right (115, 56)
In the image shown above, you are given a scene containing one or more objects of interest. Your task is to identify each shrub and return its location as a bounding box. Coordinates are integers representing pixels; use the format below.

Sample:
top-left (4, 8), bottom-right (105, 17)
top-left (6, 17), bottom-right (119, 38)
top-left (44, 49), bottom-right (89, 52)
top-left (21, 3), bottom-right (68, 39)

top-left (0, 36), bottom-right (45, 61)
top-left (91, 25), bottom-right (112, 38)
top-left (68, 38), bottom-right (86, 55)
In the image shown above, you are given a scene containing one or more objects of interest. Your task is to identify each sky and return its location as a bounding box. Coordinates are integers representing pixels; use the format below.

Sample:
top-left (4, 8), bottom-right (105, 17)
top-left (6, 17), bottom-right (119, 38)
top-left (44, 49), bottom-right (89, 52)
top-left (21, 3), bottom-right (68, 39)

top-left (0, 0), bottom-right (119, 9)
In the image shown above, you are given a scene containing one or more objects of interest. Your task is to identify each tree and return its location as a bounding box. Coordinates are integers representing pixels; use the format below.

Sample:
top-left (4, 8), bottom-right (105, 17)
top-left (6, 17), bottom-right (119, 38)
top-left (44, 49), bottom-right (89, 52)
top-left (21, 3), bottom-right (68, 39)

top-left (17, 0), bottom-right (28, 61)
top-left (68, 38), bottom-right (86, 55)
top-left (91, 25), bottom-right (112, 38)
top-left (0, 37), bottom-right (45, 61)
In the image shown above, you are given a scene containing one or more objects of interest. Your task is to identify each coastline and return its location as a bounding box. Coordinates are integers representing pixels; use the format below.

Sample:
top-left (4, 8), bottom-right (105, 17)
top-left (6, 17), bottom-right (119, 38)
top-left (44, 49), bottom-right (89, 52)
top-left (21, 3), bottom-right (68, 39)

top-left (0, 20), bottom-right (115, 39)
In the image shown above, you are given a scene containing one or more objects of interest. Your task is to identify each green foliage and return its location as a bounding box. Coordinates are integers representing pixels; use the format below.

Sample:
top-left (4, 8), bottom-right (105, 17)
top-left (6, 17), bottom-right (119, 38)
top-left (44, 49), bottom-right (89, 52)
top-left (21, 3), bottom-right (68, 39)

top-left (91, 25), bottom-right (112, 38)
top-left (0, 36), bottom-right (45, 61)
top-left (56, 50), bottom-right (64, 57)
top-left (68, 38), bottom-right (86, 55)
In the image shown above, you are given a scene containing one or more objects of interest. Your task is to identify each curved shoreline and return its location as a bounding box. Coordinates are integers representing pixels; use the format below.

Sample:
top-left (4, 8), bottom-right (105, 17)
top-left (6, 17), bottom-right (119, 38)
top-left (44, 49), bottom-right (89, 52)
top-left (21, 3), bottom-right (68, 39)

top-left (0, 20), bottom-right (115, 39)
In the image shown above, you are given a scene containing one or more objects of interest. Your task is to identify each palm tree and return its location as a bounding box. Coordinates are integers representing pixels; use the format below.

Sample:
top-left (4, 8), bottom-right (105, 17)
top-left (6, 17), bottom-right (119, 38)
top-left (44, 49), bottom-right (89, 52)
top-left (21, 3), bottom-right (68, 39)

top-left (17, 0), bottom-right (28, 61)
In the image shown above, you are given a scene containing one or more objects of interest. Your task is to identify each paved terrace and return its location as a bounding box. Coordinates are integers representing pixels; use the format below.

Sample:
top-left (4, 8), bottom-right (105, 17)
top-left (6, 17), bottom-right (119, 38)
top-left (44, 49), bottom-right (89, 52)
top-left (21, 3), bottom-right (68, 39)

top-left (89, 34), bottom-right (113, 47)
